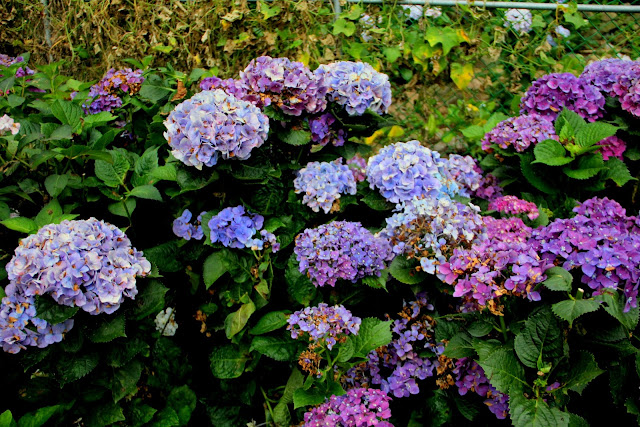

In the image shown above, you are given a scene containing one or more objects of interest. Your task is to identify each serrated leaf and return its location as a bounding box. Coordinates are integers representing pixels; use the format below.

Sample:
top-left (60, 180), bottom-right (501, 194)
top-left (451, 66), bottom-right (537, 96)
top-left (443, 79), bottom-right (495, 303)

top-left (467, 321), bottom-right (493, 338)
top-left (443, 332), bottom-right (476, 358)
top-left (57, 353), bottom-right (100, 384)
top-left (34, 296), bottom-right (78, 324)
top-left (1, 217), bottom-right (38, 234)
top-left (250, 335), bottom-right (299, 361)
top-left (514, 308), bottom-right (563, 369)
top-left (95, 150), bottom-right (130, 187)
top-left (135, 147), bottom-right (159, 176)
top-left (533, 139), bottom-right (572, 166)
top-left (203, 251), bottom-right (227, 289)
top-left (249, 311), bottom-right (289, 335)
top-left (562, 153), bottom-right (604, 179)
top-left (520, 153), bottom-right (559, 194)
top-left (552, 299), bottom-right (600, 323)
top-left (128, 185), bottom-right (163, 201)
top-left (285, 254), bottom-right (316, 306)
top-left (209, 344), bottom-right (248, 379)
top-left (16, 405), bottom-right (63, 427)
top-left (542, 266), bottom-right (573, 291)
top-left (50, 100), bottom-right (82, 131)
top-left (555, 109), bottom-right (586, 135)
top-left (44, 174), bottom-right (69, 198)
top-left (280, 129), bottom-right (312, 146)
top-left (293, 388), bottom-right (325, 409)
top-left (509, 394), bottom-right (569, 427)
top-left (361, 191), bottom-right (393, 211)
top-left (107, 199), bottom-right (136, 218)
top-left (602, 157), bottom-right (636, 187)
top-left (111, 360), bottom-right (142, 402)
top-left (90, 314), bottom-right (126, 343)
top-left (389, 256), bottom-right (427, 284)
top-left (82, 111), bottom-right (116, 128)
top-left (135, 280), bottom-right (169, 320)
top-left (575, 122), bottom-right (617, 148)
top-left (149, 164), bottom-right (177, 182)
top-left (107, 338), bottom-right (150, 367)
top-left (143, 241), bottom-right (182, 272)
top-left (564, 351), bottom-right (604, 394)
top-left (597, 292), bottom-right (640, 330)
top-left (87, 402), bottom-right (125, 426)
top-left (168, 385), bottom-right (197, 426)
top-left (343, 318), bottom-right (392, 360)
top-left (477, 348), bottom-right (527, 394)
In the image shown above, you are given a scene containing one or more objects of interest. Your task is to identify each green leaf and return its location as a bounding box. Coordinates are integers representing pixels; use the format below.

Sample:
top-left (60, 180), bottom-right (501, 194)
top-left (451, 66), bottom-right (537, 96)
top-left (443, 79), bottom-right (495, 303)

top-left (280, 129), bottom-right (312, 146)
top-left (150, 408), bottom-right (179, 427)
top-left (514, 308), bottom-right (563, 369)
top-left (563, 351), bottom-right (604, 394)
top-left (477, 348), bottom-right (527, 394)
top-left (272, 403), bottom-right (291, 427)
top-left (50, 100), bottom-right (82, 131)
top-left (542, 266), bottom-right (573, 291)
top-left (44, 174), bottom-right (69, 198)
top-left (389, 256), bottom-right (427, 284)
top-left (249, 311), bottom-right (289, 335)
top-left (280, 368), bottom-right (304, 405)
top-left (602, 157), bottom-right (636, 187)
top-left (108, 199), bottom-right (137, 218)
top-left (562, 153), bottom-right (604, 179)
top-left (509, 394), bottom-right (569, 427)
top-left (564, 12), bottom-right (586, 29)
top-left (1, 217), bottom-right (38, 234)
top-left (95, 150), bottom-right (130, 187)
top-left (259, 1), bottom-right (281, 19)
top-left (128, 185), bottom-right (163, 201)
top-left (293, 388), bottom-right (326, 409)
top-left (0, 410), bottom-right (14, 427)
top-left (210, 344), bottom-right (248, 379)
top-left (467, 321), bottom-right (494, 338)
top-left (250, 335), bottom-right (299, 361)
top-left (450, 62), bottom-right (474, 90)
top-left (555, 109), bottom-right (586, 135)
top-left (382, 47), bottom-right (401, 63)
top-left (135, 147), bottom-right (159, 176)
top-left (361, 191), bottom-right (393, 211)
top-left (443, 332), bottom-right (476, 358)
top-left (168, 385), bottom-right (197, 426)
top-left (35, 199), bottom-right (63, 227)
top-left (87, 402), bottom-right (126, 426)
top-left (34, 296), bottom-right (79, 324)
top-left (128, 400), bottom-right (157, 427)
top-left (149, 164), bottom-right (177, 182)
top-left (342, 318), bottom-right (392, 360)
top-left (575, 122), bottom-right (617, 148)
top-left (90, 314), bottom-right (126, 343)
top-left (461, 125), bottom-right (485, 141)
top-left (139, 80), bottom-right (172, 102)
top-left (134, 280), bottom-right (169, 320)
top-left (533, 139), bottom-right (572, 166)
top-left (552, 299), bottom-right (600, 323)
top-left (111, 359), bottom-right (143, 402)
top-left (425, 27), bottom-right (463, 55)
top-left (82, 111), bottom-right (116, 128)
top-left (45, 125), bottom-right (73, 141)
top-left (17, 405), bottom-right (63, 427)
top-left (7, 94), bottom-right (25, 108)
top-left (285, 254), bottom-right (316, 306)
top-left (332, 18), bottom-right (356, 36)
top-left (203, 252), bottom-right (227, 289)
top-left (225, 300), bottom-right (256, 339)
top-left (57, 353), bottom-right (100, 384)
top-left (520, 153), bottom-right (559, 194)
top-left (597, 292), bottom-right (640, 330)
top-left (143, 242), bottom-right (182, 272)
top-left (106, 338), bottom-right (149, 368)
top-left (361, 270), bottom-right (388, 290)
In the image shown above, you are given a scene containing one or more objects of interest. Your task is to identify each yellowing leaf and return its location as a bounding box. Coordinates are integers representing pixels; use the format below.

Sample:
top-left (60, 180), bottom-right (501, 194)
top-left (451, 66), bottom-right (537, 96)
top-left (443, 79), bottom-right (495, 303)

top-left (297, 52), bottom-right (310, 67)
top-left (450, 62), bottom-right (474, 90)
top-left (387, 126), bottom-right (405, 138)
top-left (365, 129), bottom-right (385, 145)
top-left (457, 28), bottom-right (471, 43)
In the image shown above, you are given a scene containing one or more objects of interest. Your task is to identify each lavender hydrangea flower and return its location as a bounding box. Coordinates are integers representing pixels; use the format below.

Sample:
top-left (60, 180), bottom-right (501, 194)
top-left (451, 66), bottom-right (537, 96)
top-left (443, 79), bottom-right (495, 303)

top-left (504, 9), bottom-right (532, 33)
top-left (366, 140), bottom-right (450, 203)
top-left (315, 61), bottom-right (392, 115)
top-left (294, 159), bottom-right (357, 214)
top-left (287, 303), bottom-right (361, 350)
top-left (0, 114), bottom-right (20, 136)
top-left (489, 196), bottom-right (539, 220)
top-left (172, 209), bottom-right (206, 240)
top-left (302, 388), bottom-right (393, 427)
top-left (453, 358), bottom-right (509, 419)
top-left (83, 68), bottom-right (144, 114)
top-left (5, 218), bottom-right (151, 317)
top-left (580, 59), bottom-right (640, 99)
top-left (597, 135), bottom-right (626, 160)
top-left (199, 75), bottom-right (245, 99)
top-left (481, 114), bottom-right (558, 153)
top-left (309, 113), bottom-right (346, 148)
top-left (163, 89), bottom-right (269, 170)
top-left (520, 73), bottom-right (606, 122)
top-left (471, 163), bottom-right (503, 201)
top-left (294, 221), bottom-right (393, 287)
top-left (208, 205), bottom-right (279, 252)
top-left (237, 56), bottom-right (327, 115)
top-left (555, 25), bottom-right (571, 38)
top-left (440, 154), bottom-right (484, 197)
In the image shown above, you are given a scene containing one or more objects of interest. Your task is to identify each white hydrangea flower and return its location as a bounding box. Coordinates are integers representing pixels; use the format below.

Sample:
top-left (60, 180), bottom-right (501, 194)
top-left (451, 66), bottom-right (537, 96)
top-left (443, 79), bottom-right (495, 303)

top-left (155, 307), bottom-right (178, 336)
top-left (0, 114), bottom-right (20, 136)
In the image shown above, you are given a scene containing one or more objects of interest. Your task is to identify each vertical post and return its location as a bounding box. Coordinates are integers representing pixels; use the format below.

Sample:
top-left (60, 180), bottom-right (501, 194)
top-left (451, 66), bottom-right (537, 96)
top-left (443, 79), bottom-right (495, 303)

top-left (333, 0), bottom-right (341, 20)
top-left (40, 0), bottom-right (53, 63)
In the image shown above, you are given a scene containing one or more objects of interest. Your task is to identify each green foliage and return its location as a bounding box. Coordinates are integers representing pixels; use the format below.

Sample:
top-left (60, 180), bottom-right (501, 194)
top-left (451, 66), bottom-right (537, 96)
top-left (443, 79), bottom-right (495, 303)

top-left (514, 308), bottom-right (563, 369)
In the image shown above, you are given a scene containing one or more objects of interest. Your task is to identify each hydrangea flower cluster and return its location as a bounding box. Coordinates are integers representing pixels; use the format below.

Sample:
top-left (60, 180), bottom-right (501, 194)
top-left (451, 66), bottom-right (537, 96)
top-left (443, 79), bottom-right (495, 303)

top-left (424, 7), bottom-right (443, 17)
top-left (343, 294), bottom-right (444, 399)
top-left (597, 135), bottom-right (626, 160)
top-left (401, 5), bottom-right (423, 20)
top-left (287, 303), bottom-right (361, 350)
top-left (5, 218), bottom-right (151, 315)
top-left (481, 114), bottom-right (558, 153)
top-left (440, 154), bottom-right (483, 197)
top-left (520, 73), bottom-right (606, 122)
top-left (504, 9), bottom-right (532, 33)
top-left (452, 358), bottom-right (509, 419)
top-left (83, 68), bottom-right (144, 114)
top-left (379, 196), bottom-right (485, 275)
top-left (238, 56), bottom-right (327, 115)
top-left (294, 221), bottom-right (393, 287)
top-left (294, 159), bottom-right (357, 214)
top-left (199, 75), bottom-right (245, 99)
top-left (471, 164), bottom-right (503, 201)
top-left (438, 217), bottom-right (553, 313)
top-left (533, 197), bottom-right (640, 311)
top-left (302, 388), bottom-right (393, 427)
top-left (315, 61), bottom-right (392, 116)
top-left (164, 89), bottom-right (269, 169)
top-left (155, 307), bottom-right (178, 336)
top-left (489, 196), bottom-right (539, 220)
top-left (309, 113), bottom-right (346, 148)
top-left (366, 141), bottom-right (457, 203)
top-left (208, 205), bottom-right (279, 252)
top-left (1, 287), bottom-right (74, 354)
top-left (555, 25), bottom-right (571, 38)
top-left (0, 53), bottom-right (35, 77)
top-left (580, 59), bottom-right (640, 99)
top-left (172, 209), bottom-right (206, 241)
top-left (359, 14), bottom-right (380, 42)
top-left (347, 154), bottom-right (367, 183)
top-left (0, 114), bottom-right (20, 136)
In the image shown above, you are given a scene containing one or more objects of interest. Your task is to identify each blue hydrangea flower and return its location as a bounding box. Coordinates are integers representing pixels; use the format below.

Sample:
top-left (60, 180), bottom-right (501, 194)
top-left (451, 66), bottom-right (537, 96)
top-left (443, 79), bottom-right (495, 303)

top-left (163, 89), bottom-right (269, 170)
top-left (287, 303), bottom-right (361, 350)
top-left (172, 209), bottom-right (206, 241)
top-left (208, 206), bottom-right (279, 252)
top-left (294, 159), bottom-right (357, 213)
top-left (315, 61), bottom-right (392, 115)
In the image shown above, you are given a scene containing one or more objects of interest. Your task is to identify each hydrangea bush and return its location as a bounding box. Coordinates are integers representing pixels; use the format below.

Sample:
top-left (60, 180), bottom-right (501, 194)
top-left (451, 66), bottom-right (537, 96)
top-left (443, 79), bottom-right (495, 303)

top-left (0, 50), bottom-right (639, 427)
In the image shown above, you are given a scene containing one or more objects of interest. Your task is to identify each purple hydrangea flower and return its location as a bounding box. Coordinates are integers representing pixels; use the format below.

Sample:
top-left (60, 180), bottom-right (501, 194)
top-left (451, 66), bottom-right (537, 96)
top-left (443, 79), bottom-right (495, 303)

top-left (294, 221), bottom-right (393, 287)
top-left (520, 73), bottom-right (606, 122)
top-left (481, 114), bottom-right (558, 153)
top-left (309, 113), bottom-right (346, 148)
top-left (440, 154), bottom-right (484, 197)
top-left (302, 388), bottom-right (393, 427)
top-left (489, 196), bottom-right (539, 220)
top-left (83, 68), bottom-right (144, 114)
top-left (287, 303), bottom-right (361, 350)
top-left (294, 159), bottom-right (357, 214)
top-left (471, 163), bottom-right (504, 201)
top-left (172, 209), bottom-right (206, 240)
top-left (597, 135), bottom-right (626, 161)
top-left (580, 59), bottom-right (640, 99)
top-left (238, 56), bottom-right (327, 115)
top-left (199, 75), bottom-right (245, 99)
top-left (163, 89), bottom-right (269, 170)
top-left (208, 205), bottom-right (279, 252)
top-left (315, 61), bottom-right (392, 115)
top-left (504, 9), bottom-right (532, 33)
top-left (453, 358), bottom-right (509, 419)
top-left (0, 53), bottom-right (35, 78)
top-left (5, 218), bottom-right (151, 319)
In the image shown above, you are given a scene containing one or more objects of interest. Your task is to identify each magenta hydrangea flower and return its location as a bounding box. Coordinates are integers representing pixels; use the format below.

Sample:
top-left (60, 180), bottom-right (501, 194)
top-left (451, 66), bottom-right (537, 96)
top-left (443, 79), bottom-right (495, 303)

top-left (489, 195), bottom-right (539, 220)
top-left (302, 388), bottom-right (393, 427)
top-left (520, 73), bottom-right (606, 122)
top-left (481, 114), bottom-right (558, 153)
top-left (346, 154), bottom-right (367, 183)
top-left (287, 303), bottom-right (361, 350)
top-left (580, 59), bottom-right (640, 99)
top-left (597, 135), bottom-right (626, 160)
